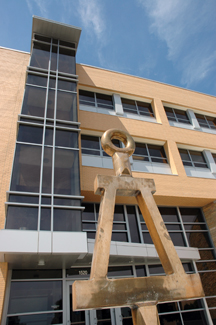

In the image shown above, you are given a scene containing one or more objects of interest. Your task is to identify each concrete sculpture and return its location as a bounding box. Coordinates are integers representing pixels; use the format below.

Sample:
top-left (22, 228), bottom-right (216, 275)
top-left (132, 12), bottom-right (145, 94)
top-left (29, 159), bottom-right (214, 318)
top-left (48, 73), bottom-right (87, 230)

top-left (73, 129), bottom-right (204, 325)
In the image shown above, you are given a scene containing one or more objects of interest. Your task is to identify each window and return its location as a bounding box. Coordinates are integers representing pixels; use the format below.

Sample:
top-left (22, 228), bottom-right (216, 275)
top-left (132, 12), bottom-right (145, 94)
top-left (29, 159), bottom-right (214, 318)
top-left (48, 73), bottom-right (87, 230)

top-left (164, 107), bottom-right (191, 124)
top-left (179, 149), bottom-right (208, 168)
top-left (79, 90), bottom-right (114, 110)
top-left (195, 113), bottom-right (216, 130)
top-left (121, 98), bottom-right (154, 117)
top-left (133, 142), bottom-right (168, 164)
top-left (81, 135), bottom-right (120, 157)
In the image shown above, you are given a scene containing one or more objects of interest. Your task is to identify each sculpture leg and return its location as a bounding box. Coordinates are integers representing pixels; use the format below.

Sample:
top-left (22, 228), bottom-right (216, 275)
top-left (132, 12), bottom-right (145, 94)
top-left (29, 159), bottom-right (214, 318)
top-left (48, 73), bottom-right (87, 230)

top-left (132, 303), bottom-right (160, 325)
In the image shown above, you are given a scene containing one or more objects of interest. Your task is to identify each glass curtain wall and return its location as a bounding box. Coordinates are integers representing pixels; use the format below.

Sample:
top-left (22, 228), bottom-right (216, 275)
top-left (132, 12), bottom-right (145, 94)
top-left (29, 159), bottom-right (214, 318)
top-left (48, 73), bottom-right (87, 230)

top-left (5, 33), bottom-right (82, 232)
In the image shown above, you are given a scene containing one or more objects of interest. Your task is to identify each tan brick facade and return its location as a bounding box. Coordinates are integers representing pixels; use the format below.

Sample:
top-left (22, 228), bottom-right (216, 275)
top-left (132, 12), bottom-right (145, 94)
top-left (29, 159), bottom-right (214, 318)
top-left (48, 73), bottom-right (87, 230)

top-left (203, 201), bottom-right (216, 247)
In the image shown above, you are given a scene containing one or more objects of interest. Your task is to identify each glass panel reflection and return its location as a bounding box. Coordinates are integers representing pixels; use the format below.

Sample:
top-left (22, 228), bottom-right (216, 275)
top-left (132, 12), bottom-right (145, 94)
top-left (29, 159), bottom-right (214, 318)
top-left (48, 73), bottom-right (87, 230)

top-left (6, 206), bottom-right (38, 230)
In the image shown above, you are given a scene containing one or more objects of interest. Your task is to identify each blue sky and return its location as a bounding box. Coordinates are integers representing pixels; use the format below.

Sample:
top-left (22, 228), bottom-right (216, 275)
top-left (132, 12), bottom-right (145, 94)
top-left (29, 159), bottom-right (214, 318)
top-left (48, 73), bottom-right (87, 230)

top-left (0, 0), bottom-right (216, 96)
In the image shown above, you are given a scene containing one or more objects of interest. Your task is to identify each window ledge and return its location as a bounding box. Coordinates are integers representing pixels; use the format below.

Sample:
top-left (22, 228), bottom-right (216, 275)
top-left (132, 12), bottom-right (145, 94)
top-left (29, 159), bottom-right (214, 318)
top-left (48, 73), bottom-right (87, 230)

top-left (184, 166), bottom-right (216, 179)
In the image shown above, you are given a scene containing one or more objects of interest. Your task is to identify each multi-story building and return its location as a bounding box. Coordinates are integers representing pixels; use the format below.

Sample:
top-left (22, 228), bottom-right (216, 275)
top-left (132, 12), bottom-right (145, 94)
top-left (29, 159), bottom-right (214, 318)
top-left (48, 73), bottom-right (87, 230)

top-left (0, 16), bottom-right (216, 325)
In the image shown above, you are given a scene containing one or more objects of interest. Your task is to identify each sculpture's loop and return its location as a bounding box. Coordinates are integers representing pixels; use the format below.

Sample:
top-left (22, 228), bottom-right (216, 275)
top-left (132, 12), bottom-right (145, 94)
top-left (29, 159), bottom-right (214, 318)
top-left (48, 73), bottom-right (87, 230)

top-left (101, 129), bottom-right (135, 157)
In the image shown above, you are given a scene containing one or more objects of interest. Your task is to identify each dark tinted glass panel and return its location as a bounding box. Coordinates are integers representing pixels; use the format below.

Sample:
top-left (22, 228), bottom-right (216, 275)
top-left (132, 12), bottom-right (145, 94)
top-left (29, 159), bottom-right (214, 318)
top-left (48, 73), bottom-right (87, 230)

top-left (26, 74), bottom-right (47, 87)
top-left (11, 144), bottom-right (41, 192)
top-left (81, 135), bottom-right (100, 155)
top-left (96, 93), bottom-right (113, 109)
top-left (190, 151), bottom-right (206, 163)
top-left (122, 98), bottom-right (137, 113)
top-left (54, 198), bottom-right (81, 206)
top-left (148, 145), bottom-right (166, 160)
top-left (41, 196), bottom-right (51, 204)
top-left (55, 129), bottom-right (78, 148)
top-left (127, 206), bottom-right (141, 243)
top-left (22, 86), bottom-right (46, 117)
top-left (179, 299), bottom-right (203, 310)
top-left (114, 205), bottom-right (125, 221)
top-left (12, 269), bottom-right (62, 279)
top-left (79, 90), bottom-right (95, 105)
top-left (175, 109), bottom-right (190, 123)
top-left (142, 233), bottom-right (153, 244)
top-left (157, 302), bottom-right (178, 313)
top-left (133, 143), bottom-right (148, 161)
top-left (51, 45), bottom-right (57, 71)
top-left (30, 42), bottom-right (50, 69)
top-left (182, 310), bottom-right (208, 324)
top-left (135, 265), bottom-right (146, 277)
top-left (42, 147), bottom-right (52, 193)
top-left (159, 313), bottom-right (181, 325)
top-left (159, 207), bottom-right (179, 222)
top-left (111, 232), bottom-right (128, 242)
top-left (97, 309), bottom-right (111, 324)
top-left (87, 232), bottom-right (96, 239)
top-left (49, 77), bottom-right (56, 88)
top-left (207, 116), bottom-right (216, 129)
top-left (35, 35), bottom-right (51, 43)
top-left (180, 208), bottom-right (203, 223)
top-left (148, 264), bottom-right (165, 275)
top-left (107, 266), bottom-right (133, 277)
top-left (40, 208), bottom-right (51, 230)
top-left (60, 40), bottom-right (75, 48)
top-left (47, 88), bottom-right (55, 118)
top-left (54, 148), bottom-right (80, 195)
top-left (164, 107), bottom-right (175, 120)
top-left (82, 203), bottom-right (95, 220)
top-left (7, 313), bottom-right (62, 325)
top-left (166, 224), bottom-right (181, 230)
top-left (213, 154), bottom-right (216, 164)
top-left (58, 48), bottom-right (75, 75)
top-left (121, 307), bottom-right (132, 325)
top-left (169, 232), bottom-right (186, 246)
top-left (53, 209), bottom-right (82, 231)
top-left (137, 101), bottom-right (154, 117)
top-left (6, 206), bottom-right (38, 230)
top-left (82, 223), bottom-right (96, 230)
top-left (8, 280), bottom-right (62, 313)
top-left (8, 194), bottom-right (38, 204)
top-left (56, 90), bottom-right (77, 121)
top-left (182, 263), bottom-right (193, 273)
top-left (66, 267), bottom-right (91, 278)
top-left (186, 232), bottom-right (212, 248)
top-left (179, 149), bottom-right (190, 162)
top-left (17, 125), bottom-right (43, 144)
top-left (45, 127), bottom-right (53, 145)
top-left (58, 80), bottom-right (76, 92)
top-left (113, 223), bottom-right (126, 230)
top-left (184, 224), bottom-right (207, 231)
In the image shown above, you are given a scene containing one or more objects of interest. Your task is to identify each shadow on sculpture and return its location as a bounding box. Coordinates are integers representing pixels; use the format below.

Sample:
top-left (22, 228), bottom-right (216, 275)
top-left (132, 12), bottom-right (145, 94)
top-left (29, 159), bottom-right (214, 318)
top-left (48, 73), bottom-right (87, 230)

top-left (73, 129), bottom-right (204, 325)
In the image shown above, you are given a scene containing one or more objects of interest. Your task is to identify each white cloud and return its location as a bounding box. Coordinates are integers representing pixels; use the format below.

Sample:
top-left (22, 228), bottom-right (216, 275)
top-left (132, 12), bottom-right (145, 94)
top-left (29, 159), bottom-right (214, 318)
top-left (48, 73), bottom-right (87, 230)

top-left (26, 0), bottom-right (49, 17)
top-left (137, 0), bottom-right (216, 87)
top-left (77, 0), bottom-right (105, 41)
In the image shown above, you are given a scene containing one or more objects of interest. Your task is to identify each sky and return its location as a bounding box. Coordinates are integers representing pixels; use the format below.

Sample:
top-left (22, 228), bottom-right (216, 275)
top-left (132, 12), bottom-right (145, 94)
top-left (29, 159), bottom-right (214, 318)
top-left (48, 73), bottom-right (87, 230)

top-left (0, 0), bottom-right (216, 96)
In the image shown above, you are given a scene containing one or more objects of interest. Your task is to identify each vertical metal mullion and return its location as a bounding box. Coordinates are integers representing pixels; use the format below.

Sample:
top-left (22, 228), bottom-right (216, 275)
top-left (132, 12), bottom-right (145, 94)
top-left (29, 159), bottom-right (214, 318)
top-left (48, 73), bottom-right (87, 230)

top-left (94, 93), bottom-right (97, 108)
top-left (51, 40), bottom-right (59, 232)
top-left (173, 108), bottom-right (178, 122)
top-left (146, 143), bottom-right (152, 163)
top-left (187, 150), bottom-right (195, 168)
top-left (135, 100), bottom-right (139, 115)
top-left (124, 205), bottom-right (131, 243)
top-left (99, 137), bottom-right (103, 157)
top-left (176, 207), bottom-right (189, 248)
top-left (37, 39), bottom-right (52, 232)
top-left (135, 205), bottom-right (144, 244)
